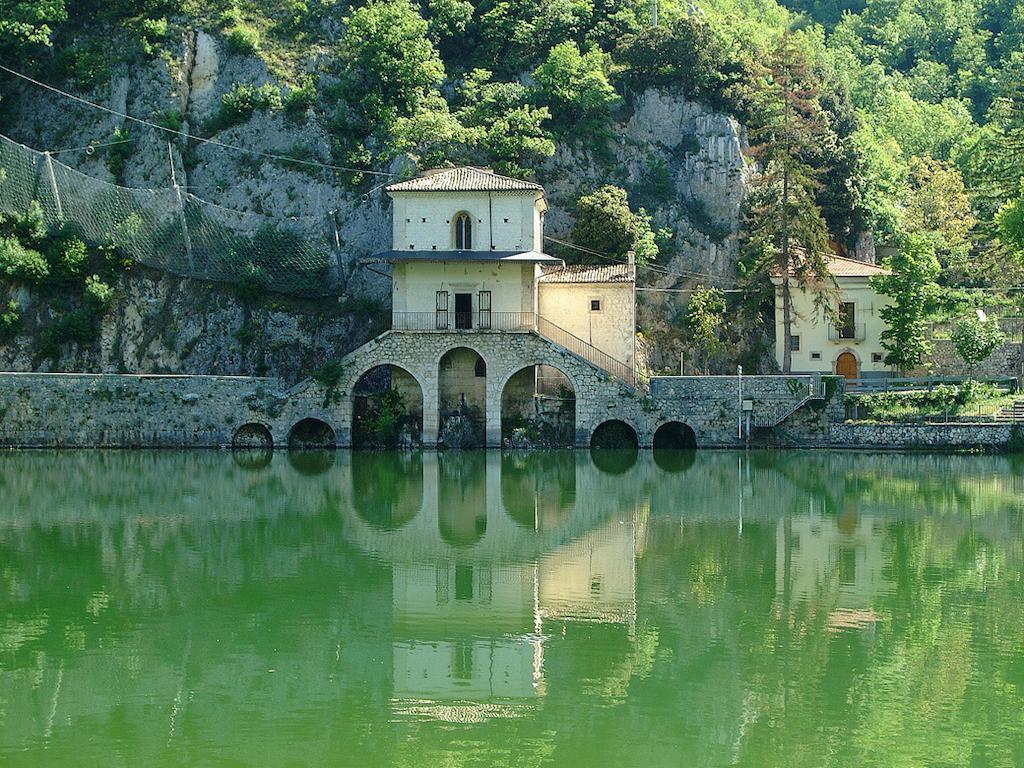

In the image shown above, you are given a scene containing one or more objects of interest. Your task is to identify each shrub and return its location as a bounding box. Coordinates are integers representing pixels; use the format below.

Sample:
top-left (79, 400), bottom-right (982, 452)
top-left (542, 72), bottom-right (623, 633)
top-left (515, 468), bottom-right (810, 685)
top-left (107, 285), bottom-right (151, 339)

top-left (85, 275), bottom-right (115, 310)
top-left (217, 83), bottom-right (283, 128)
top-left (0, 236), bottom-right (49, 282)
top-left (283, 76), bottom-right (317, 117)
top-left (226, 23), bottom-right (260, 55)
top-left (0, 300), bottom-right (20, 342)
top-left (533, 42), bottom-right (621, 135)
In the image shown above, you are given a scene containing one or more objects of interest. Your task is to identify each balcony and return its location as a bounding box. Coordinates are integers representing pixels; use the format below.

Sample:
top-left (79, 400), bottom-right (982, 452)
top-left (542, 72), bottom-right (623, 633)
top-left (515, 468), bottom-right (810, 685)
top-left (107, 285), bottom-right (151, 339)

top-left (391, 311), bottom-right (537, 332)
top-left (828, 323), bottom-right (866, 343)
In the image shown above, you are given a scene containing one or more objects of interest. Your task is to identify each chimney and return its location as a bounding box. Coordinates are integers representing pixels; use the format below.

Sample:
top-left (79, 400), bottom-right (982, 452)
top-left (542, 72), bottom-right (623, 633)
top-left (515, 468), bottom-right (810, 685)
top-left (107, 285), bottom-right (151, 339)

top-left (626, 250), bottom-right (636, 280)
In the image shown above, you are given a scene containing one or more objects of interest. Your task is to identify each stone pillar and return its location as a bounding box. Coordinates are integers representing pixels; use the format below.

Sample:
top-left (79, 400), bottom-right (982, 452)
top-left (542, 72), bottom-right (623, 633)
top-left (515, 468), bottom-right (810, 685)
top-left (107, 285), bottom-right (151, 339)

top-left (485, 374), bottom-right (503, 448)
top-left (422, 379), bottom-right (440, 446)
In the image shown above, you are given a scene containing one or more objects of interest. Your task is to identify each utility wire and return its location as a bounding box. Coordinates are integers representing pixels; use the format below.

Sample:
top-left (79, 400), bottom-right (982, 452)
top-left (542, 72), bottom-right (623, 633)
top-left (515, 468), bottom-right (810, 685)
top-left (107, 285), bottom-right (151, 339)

top-left (0, 62), bottom-right (395, 178)
top-left (49, 138), bottom-right (134, 156)
top-left (543, 235), bottom-right (740, 287)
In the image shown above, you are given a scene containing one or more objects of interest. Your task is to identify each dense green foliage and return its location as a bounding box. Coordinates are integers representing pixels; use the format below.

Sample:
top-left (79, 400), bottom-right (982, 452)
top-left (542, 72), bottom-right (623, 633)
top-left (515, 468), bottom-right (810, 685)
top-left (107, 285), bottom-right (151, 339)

top-left (846, 381), bottom-right (1014, 421)
top-left (951, 314), bottom-right (1007, 374)
top-left (871, 234), bottom-right (941, 372)
top-left (2, 0), bottom-right (1024, 336)
top-left (570, 184), bottom-right (658, 264)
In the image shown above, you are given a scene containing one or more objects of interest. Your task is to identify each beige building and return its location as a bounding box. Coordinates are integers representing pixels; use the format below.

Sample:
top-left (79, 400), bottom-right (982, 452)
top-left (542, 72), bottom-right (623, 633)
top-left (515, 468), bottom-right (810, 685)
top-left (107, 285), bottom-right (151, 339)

top-left (771, 255), bottom-right (892, 380)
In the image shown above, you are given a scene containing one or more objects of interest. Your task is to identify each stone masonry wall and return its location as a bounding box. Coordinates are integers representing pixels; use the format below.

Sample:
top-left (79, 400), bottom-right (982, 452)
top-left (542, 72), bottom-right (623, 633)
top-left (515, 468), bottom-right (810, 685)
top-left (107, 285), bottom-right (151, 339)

top-left (14, 332), bottom-right (1012, 451)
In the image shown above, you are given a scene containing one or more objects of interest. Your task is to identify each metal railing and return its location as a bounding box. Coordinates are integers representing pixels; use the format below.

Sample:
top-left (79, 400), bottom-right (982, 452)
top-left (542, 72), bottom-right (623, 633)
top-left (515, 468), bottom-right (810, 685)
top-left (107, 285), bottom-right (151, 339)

top-left (536, 315), bottom-right (636, 387)
top-left (391, 311), bottom-right (536, 332)
top-left (751, 377), bottom-right (826, 428)
top-left (828, 323), bottom-right (866, 342)
top-left (390, 311), bottom-right (637, 387)
top-left (846, 375), bottom-right (1018, 392)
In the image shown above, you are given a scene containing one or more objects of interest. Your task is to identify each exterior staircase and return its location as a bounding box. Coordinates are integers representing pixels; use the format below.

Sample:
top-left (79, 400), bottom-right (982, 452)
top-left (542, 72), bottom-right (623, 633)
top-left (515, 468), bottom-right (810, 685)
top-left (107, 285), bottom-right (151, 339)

top-left (994, 399), bottom-right (1024, 422)
top-left (751, 378), bottom-right (827, 428)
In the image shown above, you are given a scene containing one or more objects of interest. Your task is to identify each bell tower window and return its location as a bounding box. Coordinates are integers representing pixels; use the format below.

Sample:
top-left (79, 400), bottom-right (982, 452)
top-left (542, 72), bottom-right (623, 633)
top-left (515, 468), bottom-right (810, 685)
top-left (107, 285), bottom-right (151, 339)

top-left (454, 213), bottom-right (472, 250)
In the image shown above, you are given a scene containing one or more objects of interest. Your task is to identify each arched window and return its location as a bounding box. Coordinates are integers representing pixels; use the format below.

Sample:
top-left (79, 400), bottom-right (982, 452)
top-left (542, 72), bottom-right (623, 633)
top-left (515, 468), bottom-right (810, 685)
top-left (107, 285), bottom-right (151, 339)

top-left (454, 213), bottom-right (472, 250)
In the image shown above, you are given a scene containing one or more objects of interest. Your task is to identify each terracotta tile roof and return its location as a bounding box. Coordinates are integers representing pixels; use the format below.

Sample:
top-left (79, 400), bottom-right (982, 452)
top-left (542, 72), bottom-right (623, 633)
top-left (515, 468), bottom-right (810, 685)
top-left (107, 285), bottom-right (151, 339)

top-left (385, 167), bottom-right (544, 192)
top-left (771, 253), bottom-right (889, 280)
top-left (538, 263), bottom-right (634, 284)
top-left (826, 255), bottom-right (889, 277)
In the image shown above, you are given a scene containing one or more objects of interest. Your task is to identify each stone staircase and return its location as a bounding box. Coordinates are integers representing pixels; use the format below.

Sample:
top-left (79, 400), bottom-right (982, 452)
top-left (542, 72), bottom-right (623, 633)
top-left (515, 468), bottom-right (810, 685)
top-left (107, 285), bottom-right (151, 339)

top-left (994, 399), bottom-right (1024, 422)
top-left (751, 378), bottom-right (827, 428)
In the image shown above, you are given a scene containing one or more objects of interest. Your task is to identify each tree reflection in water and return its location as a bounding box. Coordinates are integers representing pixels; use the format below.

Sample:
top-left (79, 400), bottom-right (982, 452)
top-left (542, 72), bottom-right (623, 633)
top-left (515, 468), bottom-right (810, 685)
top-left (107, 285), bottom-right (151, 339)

top-left (0, 450), bottom-right (1022, 766)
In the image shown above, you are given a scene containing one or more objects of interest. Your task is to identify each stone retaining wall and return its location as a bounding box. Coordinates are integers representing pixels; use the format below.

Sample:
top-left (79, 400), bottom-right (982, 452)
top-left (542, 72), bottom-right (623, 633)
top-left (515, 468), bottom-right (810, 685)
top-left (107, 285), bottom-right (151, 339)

top-left (829, 422), bottom-right (1016, 451)
top-left (15, 332), bottom-right (1013, 451)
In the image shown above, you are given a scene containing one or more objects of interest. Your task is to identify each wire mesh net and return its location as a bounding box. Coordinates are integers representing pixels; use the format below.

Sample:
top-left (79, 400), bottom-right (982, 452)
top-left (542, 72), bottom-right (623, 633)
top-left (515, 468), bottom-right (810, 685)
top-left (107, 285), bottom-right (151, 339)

top-left (0, 134), bottom-right (341, 296)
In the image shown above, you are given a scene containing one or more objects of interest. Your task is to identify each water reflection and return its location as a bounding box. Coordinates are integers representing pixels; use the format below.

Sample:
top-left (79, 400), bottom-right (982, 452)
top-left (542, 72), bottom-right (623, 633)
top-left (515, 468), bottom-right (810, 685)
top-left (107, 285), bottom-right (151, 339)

top-left (1, 450), bottom-right (1023, 765)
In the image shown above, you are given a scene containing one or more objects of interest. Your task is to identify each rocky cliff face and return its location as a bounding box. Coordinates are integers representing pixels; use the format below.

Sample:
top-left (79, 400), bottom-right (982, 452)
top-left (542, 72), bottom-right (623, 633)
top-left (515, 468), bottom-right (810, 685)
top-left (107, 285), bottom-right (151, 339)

top-left (0, 30), bottom-right (753, 377)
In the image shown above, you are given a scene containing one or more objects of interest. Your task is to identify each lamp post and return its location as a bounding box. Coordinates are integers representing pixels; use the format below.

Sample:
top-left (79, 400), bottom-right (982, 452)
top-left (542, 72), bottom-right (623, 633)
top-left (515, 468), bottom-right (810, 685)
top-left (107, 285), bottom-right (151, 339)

top-left (737, 365), bottom-right (743, 440)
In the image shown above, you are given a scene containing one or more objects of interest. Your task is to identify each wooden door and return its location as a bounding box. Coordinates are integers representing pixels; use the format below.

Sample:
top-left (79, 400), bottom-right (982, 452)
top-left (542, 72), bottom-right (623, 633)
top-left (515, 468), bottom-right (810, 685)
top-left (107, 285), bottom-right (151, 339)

top-left (836, 352), bottom-right (858, 380)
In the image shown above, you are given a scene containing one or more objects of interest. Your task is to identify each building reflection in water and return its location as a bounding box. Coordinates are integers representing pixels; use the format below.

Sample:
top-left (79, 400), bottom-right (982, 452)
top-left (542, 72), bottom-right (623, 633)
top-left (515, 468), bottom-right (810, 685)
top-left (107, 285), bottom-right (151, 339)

top-left (345, 451), bottom-right (645, 720)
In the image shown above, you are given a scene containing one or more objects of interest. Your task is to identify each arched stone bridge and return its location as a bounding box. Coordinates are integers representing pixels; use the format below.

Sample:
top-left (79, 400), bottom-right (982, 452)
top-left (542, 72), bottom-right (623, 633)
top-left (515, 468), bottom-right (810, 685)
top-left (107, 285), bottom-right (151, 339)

top-left (0, 331), bottom-right (842, 450)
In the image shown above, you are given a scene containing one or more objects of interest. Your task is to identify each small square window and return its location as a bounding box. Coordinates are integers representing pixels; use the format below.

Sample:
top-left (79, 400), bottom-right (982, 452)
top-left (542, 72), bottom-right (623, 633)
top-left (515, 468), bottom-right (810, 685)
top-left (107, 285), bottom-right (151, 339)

top-left (431, 245), bottom-right (437, 250)
top-left (408, 244), bottom-right (414, 249)
top-left (590, 299), bottom-right (602, 312)
top-left (810, 352), bottom-right (822, 361)
top-left (872, 352), bottom-right (883, 363)
top-left (503, 218), bottom-right (509, 223)
top-left (406, 218), bottom-right (411, 223)
top-left (790, 335), bottom-right (801, 351)
top-left (421, 217), bottom-right (427, 223)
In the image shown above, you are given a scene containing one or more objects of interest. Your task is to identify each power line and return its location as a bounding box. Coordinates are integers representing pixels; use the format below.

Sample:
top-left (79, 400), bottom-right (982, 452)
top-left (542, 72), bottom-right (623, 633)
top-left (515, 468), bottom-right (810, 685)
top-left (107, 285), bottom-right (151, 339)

top-left (0, 62), bottom-right (395, 178)
top-left (543, 235), bottom-right (739, 287)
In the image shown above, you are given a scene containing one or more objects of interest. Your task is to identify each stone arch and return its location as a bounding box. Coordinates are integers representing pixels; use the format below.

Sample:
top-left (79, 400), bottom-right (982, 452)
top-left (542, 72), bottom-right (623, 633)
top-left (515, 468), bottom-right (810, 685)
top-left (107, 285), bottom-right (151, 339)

top-left (288, 418), bottom-right (337, 450)
top-left (653, 421), bottom-right (697, 450)
top-left (232, 422), bottom-right (274, 451)
top-left (438, 452), bottom-right (487, 546)
top-left (501, 451), bottom-right (576, 530)
top-left (499, 363), bottom-right (577, 448)
top-left (438, 346), bottom-right (487, 448)
top-left (352, 363), bottom-right (425, 449)
top-left (352, 452), bottom-right (424, 530)
top-left (590, 419), bottom-right (639, 450)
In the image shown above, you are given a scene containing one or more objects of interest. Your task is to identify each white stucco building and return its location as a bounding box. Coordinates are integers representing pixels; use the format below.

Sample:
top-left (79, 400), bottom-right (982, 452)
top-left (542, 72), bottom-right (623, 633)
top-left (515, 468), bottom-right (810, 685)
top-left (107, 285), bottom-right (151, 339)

top-left (371, 167), bottom-right (637, 370)
top-left (771, 255), bottom-right (892, 380)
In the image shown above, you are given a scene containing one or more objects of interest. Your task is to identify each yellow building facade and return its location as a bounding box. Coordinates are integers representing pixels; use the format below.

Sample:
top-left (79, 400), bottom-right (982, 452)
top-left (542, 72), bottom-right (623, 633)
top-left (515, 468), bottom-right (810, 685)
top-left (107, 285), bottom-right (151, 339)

top-left (772, 256), bottom-right (892, 379)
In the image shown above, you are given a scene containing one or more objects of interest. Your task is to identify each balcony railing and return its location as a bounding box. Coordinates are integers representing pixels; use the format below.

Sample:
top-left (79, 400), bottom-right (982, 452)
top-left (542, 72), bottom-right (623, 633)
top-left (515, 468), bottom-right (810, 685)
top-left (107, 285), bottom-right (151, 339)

top-left (391, 311), bottom-right (536, 332)
top-left (828, 323), bottom-right (866, 342)
top-left (390, 311), bottom-right (636, 387)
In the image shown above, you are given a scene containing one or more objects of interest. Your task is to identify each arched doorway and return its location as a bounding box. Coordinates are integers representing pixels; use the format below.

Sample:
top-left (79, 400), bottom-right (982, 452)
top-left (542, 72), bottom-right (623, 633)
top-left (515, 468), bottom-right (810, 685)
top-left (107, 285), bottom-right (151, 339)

top-left (438, 347), bottom-right (486, 448)
top-left (590, 420), bottom-right (638, 450)
top-left (590, 420), bottom-right (639, 475)
top-left (836, 352), bottom-right (859, 381)
top-left (353, 364), bottom-right (424, 449)
top-left (232, 422), bottom-right (273, 451)
top-left (501, 364), bottom-right (576, 448)
top-left (652, 422), bottom-right (697, 473)
top-left (288, 418), bottom-right (336, 450)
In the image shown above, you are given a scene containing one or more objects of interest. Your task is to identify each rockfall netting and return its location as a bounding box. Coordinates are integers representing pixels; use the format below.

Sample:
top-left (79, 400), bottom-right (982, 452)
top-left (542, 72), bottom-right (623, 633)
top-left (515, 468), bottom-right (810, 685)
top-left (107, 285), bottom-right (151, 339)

top-left (0, 133), bottom-right (343, 296)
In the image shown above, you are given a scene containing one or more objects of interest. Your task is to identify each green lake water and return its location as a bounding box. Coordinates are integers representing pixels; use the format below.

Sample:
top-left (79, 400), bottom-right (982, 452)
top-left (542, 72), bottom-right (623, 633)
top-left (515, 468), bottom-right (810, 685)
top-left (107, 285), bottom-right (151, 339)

top-left (1, 449), bottom-right (1023, 767)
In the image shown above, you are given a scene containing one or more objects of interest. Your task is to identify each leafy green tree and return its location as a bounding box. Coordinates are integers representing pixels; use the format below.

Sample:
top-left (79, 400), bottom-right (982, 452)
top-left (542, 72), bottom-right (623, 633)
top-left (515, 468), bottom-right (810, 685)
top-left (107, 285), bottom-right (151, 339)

top-left (0, 0), bottom-right (66, 57)
top-left (741, 36), bottom-right (836, 373)
top-left (614, 15), bottom-right (747, 111)
top-left (687, 286), bottom-right (727, 374)
top-left (571, 185), bottom-right (657, 264)
top-left (532, 41), bottom-right (621, 134)
top-left (337, 0), bottom-right (446, 133)
top-left (904, 157), bottom-right (977, 272)
top-left (454, 69), bottom-right (555, 176)
top-left (870, 234), bottom-right (941, 374)
top-left (951, 313), bottom-right (1007, 376)
top-left (996, 190), bottom-right (1024, 252)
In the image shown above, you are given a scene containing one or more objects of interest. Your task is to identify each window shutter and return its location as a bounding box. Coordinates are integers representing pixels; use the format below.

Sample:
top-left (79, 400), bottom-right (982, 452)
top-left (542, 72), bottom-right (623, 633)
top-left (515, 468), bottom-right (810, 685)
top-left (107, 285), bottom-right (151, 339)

top-left (436, 290), bottom-right (449, 329)
top-left (478, 290), bottom-right (491, 329)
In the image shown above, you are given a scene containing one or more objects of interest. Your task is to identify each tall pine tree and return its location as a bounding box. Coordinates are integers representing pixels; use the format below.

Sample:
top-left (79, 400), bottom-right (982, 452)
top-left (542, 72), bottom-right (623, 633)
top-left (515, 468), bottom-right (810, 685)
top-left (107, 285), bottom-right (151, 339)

top-left (741, 36), bottom-right (837, 373)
